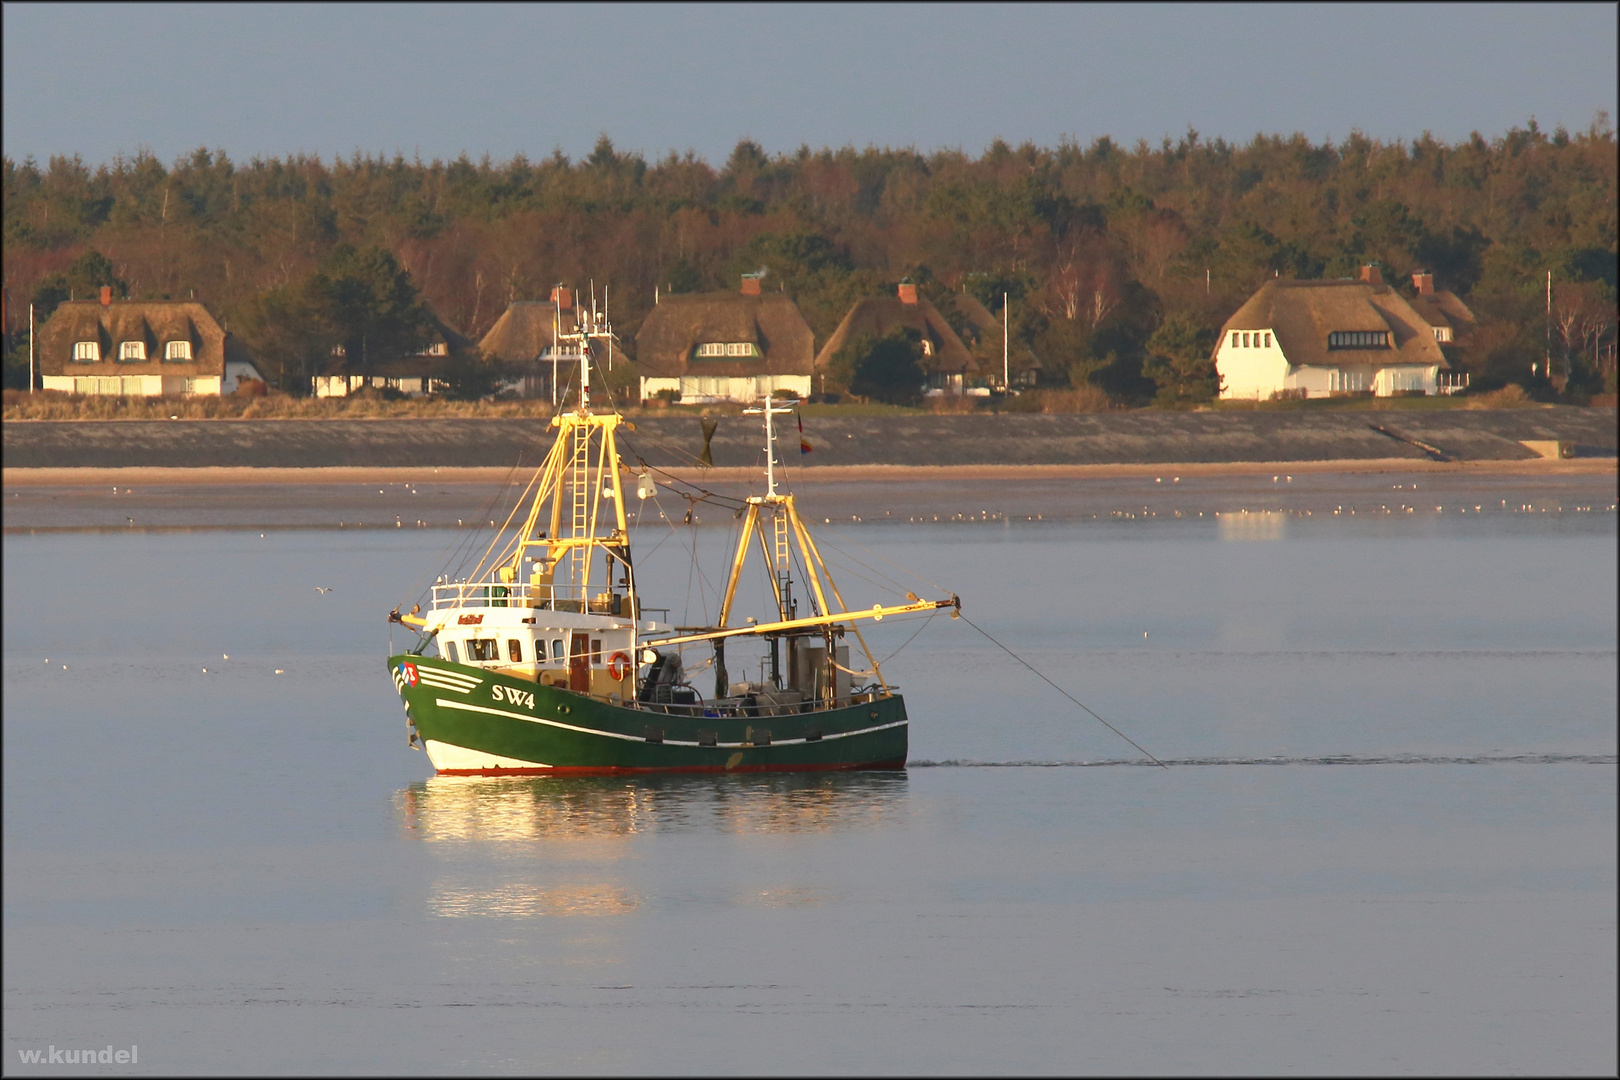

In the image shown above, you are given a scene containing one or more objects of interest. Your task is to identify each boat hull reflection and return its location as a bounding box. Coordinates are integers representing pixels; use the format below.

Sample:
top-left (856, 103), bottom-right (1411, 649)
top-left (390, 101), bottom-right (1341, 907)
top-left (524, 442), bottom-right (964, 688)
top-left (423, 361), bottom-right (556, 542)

top-left (397, 771), bottom-right (912, 841)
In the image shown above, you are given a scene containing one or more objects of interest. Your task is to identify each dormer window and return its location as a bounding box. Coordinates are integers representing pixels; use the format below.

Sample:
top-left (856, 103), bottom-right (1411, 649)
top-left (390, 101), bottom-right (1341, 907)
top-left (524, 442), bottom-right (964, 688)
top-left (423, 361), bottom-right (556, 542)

top-left (1329, 331), bottom-right (1389, 350)
top-left (427, 341), bottom-right (448, 356)
top-left (118, 341), bottom-right (147, 362)
top-left (921, 339), bottom-right (934, 357)
top-left (694, 342), bottom-right (760, 358)
top-left (164, 340), bottom-right (192, 361)
top-left (1432, 326), bottom-right (1451, 343)
top-left (72, 341), bottom-right (100, 363)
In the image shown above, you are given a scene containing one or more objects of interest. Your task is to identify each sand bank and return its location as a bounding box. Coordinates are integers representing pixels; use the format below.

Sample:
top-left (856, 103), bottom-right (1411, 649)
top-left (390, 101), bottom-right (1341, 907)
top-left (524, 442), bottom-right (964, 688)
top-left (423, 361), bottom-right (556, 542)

top-left (4, 457), bottom-right (1614, 489)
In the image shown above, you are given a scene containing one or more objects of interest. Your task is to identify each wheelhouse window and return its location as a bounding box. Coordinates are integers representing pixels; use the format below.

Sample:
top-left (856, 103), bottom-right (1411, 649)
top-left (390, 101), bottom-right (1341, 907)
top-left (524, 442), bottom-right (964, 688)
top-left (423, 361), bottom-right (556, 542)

top-left (72, 341), bottom-right (100, 362)
top-left (466, 639), bottom-right (500, 662)
top-left (164, 340), bottom-right (192, 361)
top-left (507, 639), bottom-right (523, 663)
top-left (1328, 330), bottom-right (1390, 350)
top-left (118, 341), bottom-right (147, 362)
top-left (445, 641), bottom-right (460, 664)
top-left (551, 638), bottom-right (564, 661)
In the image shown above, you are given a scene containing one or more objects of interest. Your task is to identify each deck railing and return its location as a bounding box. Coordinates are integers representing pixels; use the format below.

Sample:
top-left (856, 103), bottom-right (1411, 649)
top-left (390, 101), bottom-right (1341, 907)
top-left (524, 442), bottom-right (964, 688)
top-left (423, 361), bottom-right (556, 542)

top-left (430, 581), bottom-right (661, 620)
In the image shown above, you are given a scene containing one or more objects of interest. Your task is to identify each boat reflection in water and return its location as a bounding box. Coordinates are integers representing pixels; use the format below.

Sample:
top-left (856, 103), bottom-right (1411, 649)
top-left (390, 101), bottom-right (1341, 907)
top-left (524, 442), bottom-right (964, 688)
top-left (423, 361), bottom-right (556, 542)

top-left (396, 771), bottom-right (911, 843)
top-left (399, 773), bottom-right (910, 918)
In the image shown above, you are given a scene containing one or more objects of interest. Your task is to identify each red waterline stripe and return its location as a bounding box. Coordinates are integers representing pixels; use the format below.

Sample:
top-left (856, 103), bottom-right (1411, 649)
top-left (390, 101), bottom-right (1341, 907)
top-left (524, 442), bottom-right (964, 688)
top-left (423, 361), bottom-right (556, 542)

top-left (435, 758), bottom-right (908, 777)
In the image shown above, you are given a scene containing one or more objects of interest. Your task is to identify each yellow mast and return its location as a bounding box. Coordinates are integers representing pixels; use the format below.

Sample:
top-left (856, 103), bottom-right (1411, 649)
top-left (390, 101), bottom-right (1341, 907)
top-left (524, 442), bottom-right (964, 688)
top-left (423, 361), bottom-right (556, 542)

top-left (403, 292), bottom-right (641, 648)
top-left (690, 396), bottom-right (956, 695)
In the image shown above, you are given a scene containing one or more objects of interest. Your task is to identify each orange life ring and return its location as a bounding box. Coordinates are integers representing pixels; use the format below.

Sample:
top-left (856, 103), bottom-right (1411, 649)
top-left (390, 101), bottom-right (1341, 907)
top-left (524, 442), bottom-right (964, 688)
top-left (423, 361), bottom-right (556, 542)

top-left (607, 651), bottom-right (632, 681)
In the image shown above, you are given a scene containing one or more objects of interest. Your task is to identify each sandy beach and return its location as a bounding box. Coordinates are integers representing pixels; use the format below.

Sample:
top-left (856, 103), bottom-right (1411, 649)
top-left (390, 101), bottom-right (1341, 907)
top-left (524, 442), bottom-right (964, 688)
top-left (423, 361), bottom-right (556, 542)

top-left (5, 458), bottom-right (1613, 532)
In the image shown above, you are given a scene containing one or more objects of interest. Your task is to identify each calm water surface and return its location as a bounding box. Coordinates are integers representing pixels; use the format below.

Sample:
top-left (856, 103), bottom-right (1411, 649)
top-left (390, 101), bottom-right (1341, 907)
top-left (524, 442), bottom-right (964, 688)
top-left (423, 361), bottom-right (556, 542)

top-left (4, 505), bottom-right (1615, 1075)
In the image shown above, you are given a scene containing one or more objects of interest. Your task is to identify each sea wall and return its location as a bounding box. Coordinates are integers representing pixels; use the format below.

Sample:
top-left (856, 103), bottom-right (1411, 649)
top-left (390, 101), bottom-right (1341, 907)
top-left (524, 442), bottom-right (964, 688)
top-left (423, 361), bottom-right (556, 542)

top-left (2, 409), bottom-right (1615, 469)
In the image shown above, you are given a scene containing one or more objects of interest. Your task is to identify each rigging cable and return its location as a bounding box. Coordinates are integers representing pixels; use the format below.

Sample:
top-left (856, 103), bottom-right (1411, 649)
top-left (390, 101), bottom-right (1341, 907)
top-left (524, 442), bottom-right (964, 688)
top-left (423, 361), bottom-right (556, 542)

top-left (402, 451), bottom-right (528, 617)
top-left (956, 613), bottom-right (1168, 770)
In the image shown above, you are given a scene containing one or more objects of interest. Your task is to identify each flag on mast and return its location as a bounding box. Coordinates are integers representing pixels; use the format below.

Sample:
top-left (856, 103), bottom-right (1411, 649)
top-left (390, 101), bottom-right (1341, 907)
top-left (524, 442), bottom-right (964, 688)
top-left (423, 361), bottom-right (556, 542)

top-left (798, 413), bottom-right (812, 455)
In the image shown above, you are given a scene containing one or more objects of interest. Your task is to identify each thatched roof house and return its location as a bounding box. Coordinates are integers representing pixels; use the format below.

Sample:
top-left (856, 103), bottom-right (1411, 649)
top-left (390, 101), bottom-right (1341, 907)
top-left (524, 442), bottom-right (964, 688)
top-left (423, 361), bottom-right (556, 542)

top-left (479, 292), bottom-right (581, 363)
top-left (1216, 266), bottom-right (1453, 399)
top-left (37, 293), bottom-right (261, 397)
top-left (634, 277), bottom-right (815, 403)
top-left (314, 309), bottom-right (482, 397)
top-left (1405, 271), bottom-right (1477, 345)
top-left (474, 288), bottom-right (621, 400)
top-left (814, 283), bottom-right (979, 393)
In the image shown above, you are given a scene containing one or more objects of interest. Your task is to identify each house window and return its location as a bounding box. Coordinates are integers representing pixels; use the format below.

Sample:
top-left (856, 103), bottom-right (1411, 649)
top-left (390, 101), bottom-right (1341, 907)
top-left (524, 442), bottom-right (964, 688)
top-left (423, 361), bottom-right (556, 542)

top-left (1329, 331), bottom-right (1390, 349)
top-left (921, 339), bottom-right (934, 357)
top-left (118, 341), bottom-right (147, 362)
top-left (696, 342), bottom-right (758, 358)
top-left (1264, 333), bottom-right (1271, 348)
top-left (72, 341), bottom-right (100, 362)
top-left (1242, 333), bottom-right (1250, 348)
top-left (1231, 332), bottom-right (1239, 348)
top-left (164, 340), bottom-right (192, 361)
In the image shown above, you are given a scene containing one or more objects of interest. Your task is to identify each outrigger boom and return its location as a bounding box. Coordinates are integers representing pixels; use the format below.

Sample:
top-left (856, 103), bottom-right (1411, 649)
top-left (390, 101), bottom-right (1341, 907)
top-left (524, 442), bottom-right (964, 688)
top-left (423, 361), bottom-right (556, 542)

top-left (650, 594), bottom-right (960, 649)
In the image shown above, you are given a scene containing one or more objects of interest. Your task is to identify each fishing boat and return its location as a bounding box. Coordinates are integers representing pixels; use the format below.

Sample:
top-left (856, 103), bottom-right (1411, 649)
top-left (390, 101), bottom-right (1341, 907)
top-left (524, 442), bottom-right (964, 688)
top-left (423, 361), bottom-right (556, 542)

top-left (385, 296), bottom-right (957, 774)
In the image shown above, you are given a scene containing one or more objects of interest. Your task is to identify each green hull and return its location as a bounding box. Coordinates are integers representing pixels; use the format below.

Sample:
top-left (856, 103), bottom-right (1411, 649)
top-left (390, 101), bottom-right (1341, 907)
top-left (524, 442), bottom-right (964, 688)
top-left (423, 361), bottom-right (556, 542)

top-left (389, 655), bottom-right (907, 774)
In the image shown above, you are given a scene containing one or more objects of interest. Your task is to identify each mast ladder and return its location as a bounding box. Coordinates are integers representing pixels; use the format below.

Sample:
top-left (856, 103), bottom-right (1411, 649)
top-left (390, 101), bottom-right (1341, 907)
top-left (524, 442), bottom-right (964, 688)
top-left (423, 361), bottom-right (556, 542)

top-left (569, 421), bottom-right (590, 589)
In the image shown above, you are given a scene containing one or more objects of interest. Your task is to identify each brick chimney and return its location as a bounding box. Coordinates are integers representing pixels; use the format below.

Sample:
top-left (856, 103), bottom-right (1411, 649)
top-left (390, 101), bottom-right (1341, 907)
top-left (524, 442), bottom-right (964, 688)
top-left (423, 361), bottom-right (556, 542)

top-left (100, 285), bottom-right (113, 306)
top-left (1358, 264), bottom-right (1383, 286)
top-left (740, 275), bottom-right (762, 296)
top-left (897, 282), bottom-right (918, 305)
top-left (1412, 271), bottom-right (1434, 295)
top-left (550, 286), bottom-right (573, 310)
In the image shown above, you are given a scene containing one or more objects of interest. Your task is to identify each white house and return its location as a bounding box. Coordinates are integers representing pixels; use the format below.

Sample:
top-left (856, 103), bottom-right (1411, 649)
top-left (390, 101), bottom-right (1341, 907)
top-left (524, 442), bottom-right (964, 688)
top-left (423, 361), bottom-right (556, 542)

top-left (634, 277), bottom-right (815, 403)
top-left (1216, 266), bottom-right (1451, 399)
top-left (38, 292), bottom-right (263, 397)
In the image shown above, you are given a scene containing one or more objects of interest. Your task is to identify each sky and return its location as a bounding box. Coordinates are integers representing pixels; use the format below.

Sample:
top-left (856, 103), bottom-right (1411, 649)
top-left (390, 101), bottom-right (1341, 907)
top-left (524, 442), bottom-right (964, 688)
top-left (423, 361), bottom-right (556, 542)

top-left (3, 3), bottom-right (1616, 169)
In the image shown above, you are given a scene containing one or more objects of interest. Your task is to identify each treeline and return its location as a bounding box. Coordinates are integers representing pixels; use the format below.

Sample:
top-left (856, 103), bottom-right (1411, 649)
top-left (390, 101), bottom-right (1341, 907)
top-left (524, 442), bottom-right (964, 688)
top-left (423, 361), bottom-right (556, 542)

top-left (4, 120), bottom-right (1617, 400)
